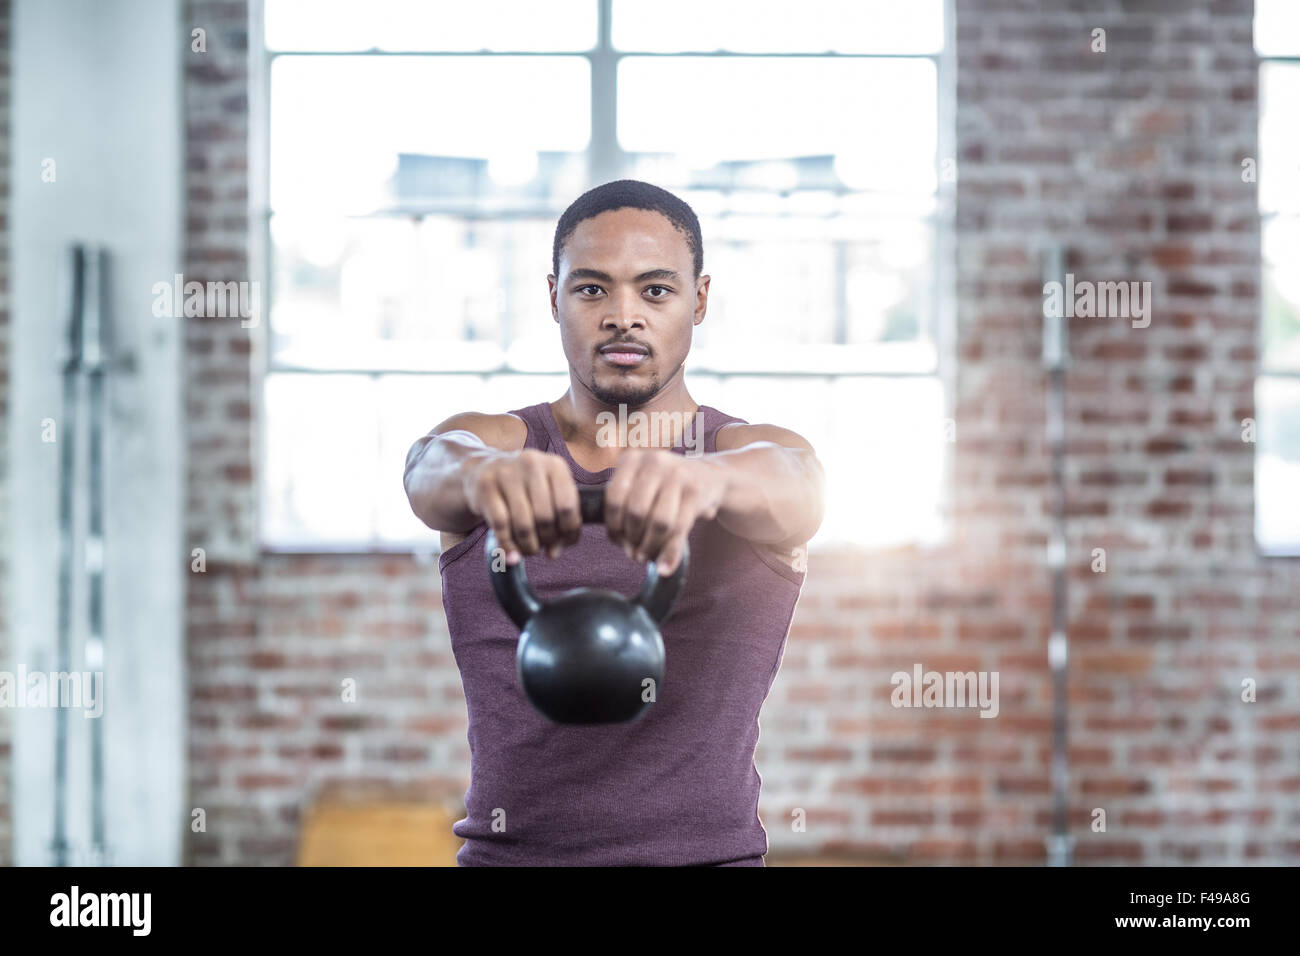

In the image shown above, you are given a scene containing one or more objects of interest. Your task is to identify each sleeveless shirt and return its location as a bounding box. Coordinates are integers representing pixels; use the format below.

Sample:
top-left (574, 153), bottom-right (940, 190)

top-left (437, 402), bottom-right (807, 866)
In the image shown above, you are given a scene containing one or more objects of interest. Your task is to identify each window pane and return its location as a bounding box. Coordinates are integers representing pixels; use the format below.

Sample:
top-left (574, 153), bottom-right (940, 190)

top-left (845, 225), bottom-right (933, 346)
top-left (266, 0), bottom-right (597, 52)
top-left (684, 216), bottom-right (935, 370)
top-left (376, 374), bottom-right (569, 542)
top-left (262, 373), bottom-right (574, 546)
top-left (270, 200), bottom-right (937, 373)
top-left (689, 375), bottom-right (947, 548)
top-left (270, 56), bottom-right (590, 215)
top-left (613, 0), bottom-right (943, 53)
top-left (1255, 0), bottom-right (1300, 57)
top-left (1260, 63), bottom-right (1300, 216)
top-left (618, 57), bottom-right (937, 195)
top-left (263, 370), bottom-right (948, 549)
top-left (1256, 376), bottom-right (1300, 553)
top-left (1263, 216), bottom-right (1300, 372)
top-left (263, 375), bottom-right (380, 543)
top-left (270, 212), bottom-right (566, 370)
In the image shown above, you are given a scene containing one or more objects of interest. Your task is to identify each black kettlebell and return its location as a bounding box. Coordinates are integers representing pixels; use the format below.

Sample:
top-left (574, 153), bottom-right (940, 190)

top-left (484, 485), bottom-right (689, 725)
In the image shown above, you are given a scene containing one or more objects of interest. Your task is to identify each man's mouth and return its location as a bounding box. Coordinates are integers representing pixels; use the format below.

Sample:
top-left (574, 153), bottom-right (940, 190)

top-left (599, 343), bottom-right (650, 367)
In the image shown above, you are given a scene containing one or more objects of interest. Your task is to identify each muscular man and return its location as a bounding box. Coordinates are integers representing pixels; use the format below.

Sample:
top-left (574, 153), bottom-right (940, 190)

top-left (403, 179), bottom-right (825, 866)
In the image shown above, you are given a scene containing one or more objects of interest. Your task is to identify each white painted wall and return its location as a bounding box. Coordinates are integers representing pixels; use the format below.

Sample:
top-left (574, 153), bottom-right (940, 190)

top-left (10, 0), bottom-right (184, 865)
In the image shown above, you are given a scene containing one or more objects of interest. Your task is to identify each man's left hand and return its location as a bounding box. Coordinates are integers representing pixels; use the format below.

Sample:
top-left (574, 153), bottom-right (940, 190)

top-left (603, 449), bottom-right (727, 576)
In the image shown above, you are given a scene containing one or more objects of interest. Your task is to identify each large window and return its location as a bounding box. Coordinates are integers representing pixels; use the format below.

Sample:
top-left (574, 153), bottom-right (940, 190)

top-left (1256, 0), bottom-right (1300, 554)
top-left (259, 0), bottom-right (951, 550)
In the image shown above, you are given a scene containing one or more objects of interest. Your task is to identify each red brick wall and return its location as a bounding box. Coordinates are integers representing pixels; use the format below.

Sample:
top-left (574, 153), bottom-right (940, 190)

top-left (179, 0), bottom-right (1300, 865)
top-left (933, 0), bottom-right (1299, 864)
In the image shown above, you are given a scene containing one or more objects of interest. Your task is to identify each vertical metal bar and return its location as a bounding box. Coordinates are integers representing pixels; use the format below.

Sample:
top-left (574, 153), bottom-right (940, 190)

top-left (589, 0), bottom-right (621, 185)
top-left (53, 245), bottom-right (86, 866)
top-left (1042, 243), bottom-right (1072, 867)
top-left (84, 247), bottom-right (108, 864)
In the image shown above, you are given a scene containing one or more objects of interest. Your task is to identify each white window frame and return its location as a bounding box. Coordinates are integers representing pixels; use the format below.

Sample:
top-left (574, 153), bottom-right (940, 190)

top-left (1255, 35), bottom-right (1300, 556)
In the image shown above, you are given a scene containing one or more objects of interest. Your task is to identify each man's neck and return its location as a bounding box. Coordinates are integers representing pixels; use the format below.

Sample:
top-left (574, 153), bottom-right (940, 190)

top-left (551, 388), bottom-right (701, 465)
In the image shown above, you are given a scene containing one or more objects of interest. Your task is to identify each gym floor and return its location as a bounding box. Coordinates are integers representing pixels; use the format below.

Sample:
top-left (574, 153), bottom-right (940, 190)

top-left (1, 0), bottom-right (1298, 868)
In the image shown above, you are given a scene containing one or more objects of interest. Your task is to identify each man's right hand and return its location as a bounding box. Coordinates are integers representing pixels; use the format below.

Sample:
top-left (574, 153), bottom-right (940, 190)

top-left (463, 449), bottom-right (583, 565)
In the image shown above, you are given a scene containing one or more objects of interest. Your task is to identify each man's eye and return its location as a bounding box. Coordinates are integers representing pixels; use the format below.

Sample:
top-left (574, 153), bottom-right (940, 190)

top-left (578, 285), bottom-right (602, 295)
top-left (646, 286), bottom-right (670, 298)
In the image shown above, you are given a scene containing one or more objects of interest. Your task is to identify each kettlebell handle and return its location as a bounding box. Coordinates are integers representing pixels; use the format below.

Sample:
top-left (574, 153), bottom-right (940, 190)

top-left (485, 484), bottom-right (690, 629)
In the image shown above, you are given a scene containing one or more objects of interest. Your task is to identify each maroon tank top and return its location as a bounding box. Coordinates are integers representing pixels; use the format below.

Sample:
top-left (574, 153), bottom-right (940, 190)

top-left (438, 402), bottom-right (807, 866)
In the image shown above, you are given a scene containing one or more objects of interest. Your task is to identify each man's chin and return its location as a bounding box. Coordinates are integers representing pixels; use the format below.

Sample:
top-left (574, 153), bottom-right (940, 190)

top-left (590, 379), bottom-right (659, 409)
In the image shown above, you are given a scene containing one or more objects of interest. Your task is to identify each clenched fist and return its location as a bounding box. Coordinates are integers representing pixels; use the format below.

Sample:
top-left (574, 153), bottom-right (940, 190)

top-left (604, 448), bottom-right (727, 576)
top-left (463, 449), bottom-right (583, 565)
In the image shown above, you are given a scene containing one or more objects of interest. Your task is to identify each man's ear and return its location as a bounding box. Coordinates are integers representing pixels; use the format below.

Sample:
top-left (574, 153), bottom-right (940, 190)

top-left (548, 274), bottom-right (559, 321)
top-left (694, 274), bottom-right (710, 325)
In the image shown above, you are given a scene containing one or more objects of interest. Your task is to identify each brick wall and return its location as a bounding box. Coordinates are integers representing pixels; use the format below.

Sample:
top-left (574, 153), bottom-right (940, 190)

top-left (0, 0), bottom-right (10, 869)
top-left (929, 0), bottom-right (1298, 864)
top-left (178, 0), bottom-right (1300, 865)
top-left (184, 0), bottom-right (263, 863)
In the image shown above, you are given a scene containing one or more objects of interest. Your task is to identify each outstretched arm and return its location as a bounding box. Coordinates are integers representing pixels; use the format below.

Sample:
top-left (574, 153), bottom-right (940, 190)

top-left (604, 422), bottom-right (826, 575)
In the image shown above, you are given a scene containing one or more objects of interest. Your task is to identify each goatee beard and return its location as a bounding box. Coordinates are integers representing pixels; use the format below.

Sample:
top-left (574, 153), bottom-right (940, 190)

top-left (590, 376), bottom-right (659, 409)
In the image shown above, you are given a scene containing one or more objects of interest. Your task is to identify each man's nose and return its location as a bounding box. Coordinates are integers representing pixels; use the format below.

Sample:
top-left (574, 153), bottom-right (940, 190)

top-left (602, 288), bottom-right (646, 331)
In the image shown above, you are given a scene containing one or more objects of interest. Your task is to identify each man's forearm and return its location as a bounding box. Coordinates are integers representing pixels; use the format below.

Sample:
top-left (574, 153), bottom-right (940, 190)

top-left (702, 442), bottom-right (825, 548)
top-left (403, 430), bottom-right (503, 532)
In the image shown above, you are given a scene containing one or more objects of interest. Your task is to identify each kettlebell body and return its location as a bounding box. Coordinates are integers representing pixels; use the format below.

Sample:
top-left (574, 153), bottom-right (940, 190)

top-left (485, 485), bottom-right (688, 725)
top-left (516, 589), bottom-right (666, 724)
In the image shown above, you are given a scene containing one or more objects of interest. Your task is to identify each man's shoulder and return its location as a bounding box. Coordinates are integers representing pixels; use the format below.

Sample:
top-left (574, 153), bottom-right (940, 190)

top-left (431, 409), bottom-right (529, 453)
top-left (712, 419), bottom-right (816, 455)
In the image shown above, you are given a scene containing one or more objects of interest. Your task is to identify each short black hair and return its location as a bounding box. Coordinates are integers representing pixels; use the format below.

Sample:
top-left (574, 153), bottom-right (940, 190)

top-left (552, 179), bottom-right (703, 281)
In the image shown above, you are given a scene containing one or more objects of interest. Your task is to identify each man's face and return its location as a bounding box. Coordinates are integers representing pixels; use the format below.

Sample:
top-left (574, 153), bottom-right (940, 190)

top-left (548, 207), bottom-right (708, 408)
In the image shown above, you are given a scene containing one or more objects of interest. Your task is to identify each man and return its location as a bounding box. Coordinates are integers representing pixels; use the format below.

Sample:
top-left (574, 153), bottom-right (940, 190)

top-left (403, 179), bottom-right (825, 866)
